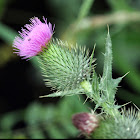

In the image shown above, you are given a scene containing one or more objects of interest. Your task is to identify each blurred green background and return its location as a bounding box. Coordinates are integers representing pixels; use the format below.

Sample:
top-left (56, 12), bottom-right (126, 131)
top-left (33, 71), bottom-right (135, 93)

top-left (0, 0), bottom-right (140, 139)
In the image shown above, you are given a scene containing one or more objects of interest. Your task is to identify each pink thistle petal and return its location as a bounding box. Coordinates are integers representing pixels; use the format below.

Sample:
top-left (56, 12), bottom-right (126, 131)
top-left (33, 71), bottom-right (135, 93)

top-left (13, 17), bottom-right (55, 59)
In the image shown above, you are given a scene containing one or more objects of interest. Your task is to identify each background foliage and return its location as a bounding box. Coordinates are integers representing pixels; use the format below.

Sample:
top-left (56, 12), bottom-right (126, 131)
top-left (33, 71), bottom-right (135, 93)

top-left (0, 0), bottom-right (140, 139)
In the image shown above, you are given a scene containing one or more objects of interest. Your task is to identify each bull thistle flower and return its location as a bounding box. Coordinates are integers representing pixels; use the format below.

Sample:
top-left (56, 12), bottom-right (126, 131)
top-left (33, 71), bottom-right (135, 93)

top-left (13, 17), bottom-right (54, 59)
top-left (13, 16), bottom-right (96, 97)
top-left (13, 17), bottom-right (140, 139)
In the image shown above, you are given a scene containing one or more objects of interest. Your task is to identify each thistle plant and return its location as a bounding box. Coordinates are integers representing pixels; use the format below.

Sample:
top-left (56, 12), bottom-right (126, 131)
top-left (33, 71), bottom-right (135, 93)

top-left (13, 17), bottom-right (140, 139)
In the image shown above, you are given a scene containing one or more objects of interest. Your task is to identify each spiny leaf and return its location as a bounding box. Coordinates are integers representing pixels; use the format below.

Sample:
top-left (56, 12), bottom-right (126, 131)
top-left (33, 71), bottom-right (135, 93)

top-left (112, 72), bottom-right (129, 89)
top-left (102, 25), bottom-right (112, 81)
top-left (100, 26), bottom-right (127, 103)
top-left (39, 88), bottom-right (86, 98)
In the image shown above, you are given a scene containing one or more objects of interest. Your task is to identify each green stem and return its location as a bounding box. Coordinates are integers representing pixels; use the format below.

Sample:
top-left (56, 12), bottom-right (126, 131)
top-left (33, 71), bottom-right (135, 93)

top-left (78, 0), bottom-right (95, 20)
top-left (101, 102), bottom-right (120, 117)
top-left (81, 80), bottom-right (120, 117)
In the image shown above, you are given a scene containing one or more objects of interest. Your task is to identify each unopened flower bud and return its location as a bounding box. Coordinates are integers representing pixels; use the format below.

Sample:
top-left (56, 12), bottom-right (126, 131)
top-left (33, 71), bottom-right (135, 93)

top-left (72, 112), bottom-right (99, 135)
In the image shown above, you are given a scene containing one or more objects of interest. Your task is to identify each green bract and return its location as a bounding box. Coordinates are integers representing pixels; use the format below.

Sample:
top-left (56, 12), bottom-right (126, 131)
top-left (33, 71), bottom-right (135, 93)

top-left (92, 108), bottom-right (140, 139)
top-left (38, 39), bottom-right (95, 95)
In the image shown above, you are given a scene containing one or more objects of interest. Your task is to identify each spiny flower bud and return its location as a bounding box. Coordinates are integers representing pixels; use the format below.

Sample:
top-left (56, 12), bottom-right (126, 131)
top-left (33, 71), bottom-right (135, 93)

top-left (93, 108), bottom-right (140, 139)
top-left (38, 39), bottom-right (95, 91)
top-left (72, 112), bottom-right (99, 135)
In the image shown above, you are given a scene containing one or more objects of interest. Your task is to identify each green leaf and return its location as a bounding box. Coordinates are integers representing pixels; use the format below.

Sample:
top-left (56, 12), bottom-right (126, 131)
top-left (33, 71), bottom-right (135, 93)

top-left (100, 26), bottom-right (125, 103)
top-left (92, 71), bottom-right (99, 97)
top-left (112, 72), bottom-right (129, 89)
top-left (39, 88), bottom-right (86, 98)
top-left (100, 26), bottom-right (114, 101)
top-left (78, 0), bottom-right (95, 20)
top-left (102, 27), bottom-right (112, 81)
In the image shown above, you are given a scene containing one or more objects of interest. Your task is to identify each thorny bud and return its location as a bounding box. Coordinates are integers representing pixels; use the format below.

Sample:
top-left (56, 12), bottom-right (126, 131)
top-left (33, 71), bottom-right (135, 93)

top-left (72, 112), bottom-right (99, 135)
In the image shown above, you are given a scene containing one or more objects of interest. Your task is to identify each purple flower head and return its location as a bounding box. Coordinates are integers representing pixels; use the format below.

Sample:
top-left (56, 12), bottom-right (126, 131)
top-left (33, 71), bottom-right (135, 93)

top-left (72, 112), bottom-right (99, 135)
top-left (13, 17), bottom-right (55, 59)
